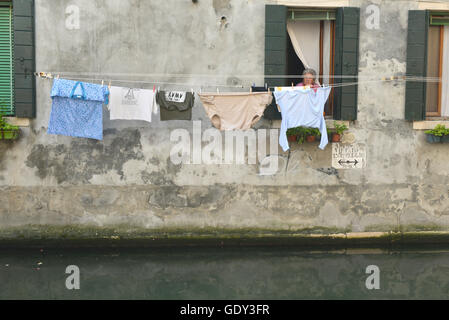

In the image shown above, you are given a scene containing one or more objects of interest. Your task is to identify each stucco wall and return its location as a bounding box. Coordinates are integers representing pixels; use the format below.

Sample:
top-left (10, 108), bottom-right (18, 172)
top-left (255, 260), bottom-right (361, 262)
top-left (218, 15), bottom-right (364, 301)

top-left (1, 0), bottom-right (449, 239)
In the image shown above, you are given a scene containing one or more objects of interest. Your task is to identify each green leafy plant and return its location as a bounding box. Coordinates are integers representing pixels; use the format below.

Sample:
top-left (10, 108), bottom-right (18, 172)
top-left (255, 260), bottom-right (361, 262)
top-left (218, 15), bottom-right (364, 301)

top-left (311, 128), bottom-right (321, 137)
top-left (296, 127), bottom-right (308, 145)
top-left (334, 122), bottom-right (348, 135)
top-left (286, 127), bottom-right (297, 137)
top-left (0, 113), bottom-right (20, 140)
top-left (425, 124), bottom-right (449, 137)
top-left (0, 113), bottom-right (18, 131)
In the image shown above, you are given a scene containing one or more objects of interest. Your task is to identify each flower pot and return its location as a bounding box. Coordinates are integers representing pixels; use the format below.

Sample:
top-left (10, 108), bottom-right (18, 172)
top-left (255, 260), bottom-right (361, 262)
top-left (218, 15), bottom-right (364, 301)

top-left (0, 129), bottom-right (19, 140)
top-left (288, 135), bottom-right (297, 143)
top-left (306, 135), bottom-right (316, 143)
top-left (332, 133), bottom-right (341, 143)
top-left (426, 134), bottom-right (442, 144)
top-left (442, 135), bottom-right (449, 143)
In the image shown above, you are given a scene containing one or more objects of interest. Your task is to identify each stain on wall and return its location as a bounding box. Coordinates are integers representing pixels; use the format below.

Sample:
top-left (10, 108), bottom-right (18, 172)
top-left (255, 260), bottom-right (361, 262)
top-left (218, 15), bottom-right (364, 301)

top-left (25, 129), bottom-right (144, 184)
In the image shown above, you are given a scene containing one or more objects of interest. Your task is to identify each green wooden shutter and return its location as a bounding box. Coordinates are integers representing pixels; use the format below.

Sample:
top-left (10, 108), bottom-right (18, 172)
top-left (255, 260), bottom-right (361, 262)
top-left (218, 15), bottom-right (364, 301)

top-left (0, 3), bottom-right (14, 116)
top-left (265, 5), bottom-right (287, 87)
top-left (334, 7), bottom-right (360, 121)
top-left (405, 10), bottom-right (428, 121)
top-left (13, 0), bottom-right (35, 118)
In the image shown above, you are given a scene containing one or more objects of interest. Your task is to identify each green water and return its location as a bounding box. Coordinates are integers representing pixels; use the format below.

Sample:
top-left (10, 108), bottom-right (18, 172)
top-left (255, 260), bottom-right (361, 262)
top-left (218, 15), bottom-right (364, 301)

top-left (1, 246), bottom-right (449, 299)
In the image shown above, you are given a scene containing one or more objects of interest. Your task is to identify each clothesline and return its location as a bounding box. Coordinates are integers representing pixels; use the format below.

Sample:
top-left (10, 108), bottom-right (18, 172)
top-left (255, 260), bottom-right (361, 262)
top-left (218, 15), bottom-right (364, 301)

top-left (35, 72), bottom-right (445, 92)
top-left (38, 71), bottom-right (449, 81)
top-left (40, 71), bottom-right (440, 79)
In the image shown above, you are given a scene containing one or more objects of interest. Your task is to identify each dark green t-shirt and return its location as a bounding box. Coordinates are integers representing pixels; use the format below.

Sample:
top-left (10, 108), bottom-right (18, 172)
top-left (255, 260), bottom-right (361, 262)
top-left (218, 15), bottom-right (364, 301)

top-left (156, 91), bottom-right (195, 121)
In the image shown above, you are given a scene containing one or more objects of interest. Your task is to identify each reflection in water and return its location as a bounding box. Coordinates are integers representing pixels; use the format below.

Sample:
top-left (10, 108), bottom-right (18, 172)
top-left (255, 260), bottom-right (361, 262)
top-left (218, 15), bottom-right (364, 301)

top-left (1, 246), bottom-right (449, 299)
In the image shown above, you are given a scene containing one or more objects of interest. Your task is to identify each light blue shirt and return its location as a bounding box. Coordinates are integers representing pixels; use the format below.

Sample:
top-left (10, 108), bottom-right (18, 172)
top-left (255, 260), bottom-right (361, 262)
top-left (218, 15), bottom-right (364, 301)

top-left (48, 79), bottom-right (109, 141)
top-left (274, 87), bottom-right (331, 152)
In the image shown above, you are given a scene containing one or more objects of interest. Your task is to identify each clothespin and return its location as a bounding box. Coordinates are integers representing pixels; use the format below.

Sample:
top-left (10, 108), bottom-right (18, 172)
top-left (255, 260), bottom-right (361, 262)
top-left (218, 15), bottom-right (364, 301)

top-left (158, 86), bottom-right (160, 93)
top-left (217, 87), bottom-right (219, 94)
top-left (56, 74), bottom-right (60, 79)
top-left (291, 82), bottom-right (294, 88)
top-left (153, 85), bottom-right (156, 93)
top-left (191, 88), bottom-right (194, 94)
top-left (108, 80), bottom-right (111, 89)
top-left (250, 86), bottom-right (253, 93)
top-left (265, 83), bottom-right (268, 90)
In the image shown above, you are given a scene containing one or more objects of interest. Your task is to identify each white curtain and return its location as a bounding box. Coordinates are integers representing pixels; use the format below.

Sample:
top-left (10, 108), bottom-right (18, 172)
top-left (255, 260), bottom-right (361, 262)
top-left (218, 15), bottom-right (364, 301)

top-left (286, 20), bottom-right (332, 85)
top-left (441, 25), bottom-right (449, 117)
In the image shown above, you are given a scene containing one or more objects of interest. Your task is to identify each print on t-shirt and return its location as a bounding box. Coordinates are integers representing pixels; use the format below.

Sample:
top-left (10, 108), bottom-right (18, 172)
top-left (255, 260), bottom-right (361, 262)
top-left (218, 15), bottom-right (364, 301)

top-left (122, 88), bottom-right (141, 106)
top-left (165, 91), bottom-right (186, 103)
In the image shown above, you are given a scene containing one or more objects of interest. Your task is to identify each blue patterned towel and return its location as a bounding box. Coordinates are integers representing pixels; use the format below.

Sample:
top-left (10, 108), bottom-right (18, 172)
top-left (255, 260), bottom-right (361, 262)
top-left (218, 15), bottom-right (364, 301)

top-left (47, 79), bottom-right (109, 141)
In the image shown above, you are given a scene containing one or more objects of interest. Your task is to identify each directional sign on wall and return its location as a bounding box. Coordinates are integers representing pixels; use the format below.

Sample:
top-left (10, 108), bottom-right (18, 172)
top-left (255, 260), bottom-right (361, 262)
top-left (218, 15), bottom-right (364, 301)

top-left (332, 143), bottom-right (367, 169)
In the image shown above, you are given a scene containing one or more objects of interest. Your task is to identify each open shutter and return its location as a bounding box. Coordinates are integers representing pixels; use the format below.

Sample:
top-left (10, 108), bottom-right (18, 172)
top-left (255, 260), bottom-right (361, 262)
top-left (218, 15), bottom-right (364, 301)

top-left (265, 5), bottom-right (287, 87)
top-left (0, 2), bottom-right (13, 116)
top-left (13, 0), bottom-right (35, 118)
top-left (405, 10), bottom-right (428, 121)
top-left (334, 7), bottom-right (360, 121)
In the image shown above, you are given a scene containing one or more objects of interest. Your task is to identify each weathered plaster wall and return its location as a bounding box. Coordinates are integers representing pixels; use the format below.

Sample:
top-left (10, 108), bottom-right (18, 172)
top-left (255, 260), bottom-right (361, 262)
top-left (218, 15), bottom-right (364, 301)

top-left (1, 0), bottom-right (449, 239)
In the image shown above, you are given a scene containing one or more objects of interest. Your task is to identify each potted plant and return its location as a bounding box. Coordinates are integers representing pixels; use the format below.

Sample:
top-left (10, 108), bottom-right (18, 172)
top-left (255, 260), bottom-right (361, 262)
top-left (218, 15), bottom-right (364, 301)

top-left (441, 126), bottom-right (449, 143)
top-left (294, 127), bottom-right (307, 145)
top-left (425, 124), bottom-right (447, 144)
top-left (305, 128), bottom-right (316, 143)
top-left (287, 127), bottom-right (298, 143)
top-left (332, 122), bottom-right (348, 143)
top-left (0, 113), bottom-right (20, 140)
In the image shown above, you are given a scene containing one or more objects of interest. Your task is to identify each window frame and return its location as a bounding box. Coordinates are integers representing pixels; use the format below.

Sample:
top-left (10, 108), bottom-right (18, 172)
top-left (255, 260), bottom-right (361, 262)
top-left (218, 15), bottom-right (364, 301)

top-left (287, 8), bottom-right (337, 116)
top-left (425, 13), bottom-right (449, 119)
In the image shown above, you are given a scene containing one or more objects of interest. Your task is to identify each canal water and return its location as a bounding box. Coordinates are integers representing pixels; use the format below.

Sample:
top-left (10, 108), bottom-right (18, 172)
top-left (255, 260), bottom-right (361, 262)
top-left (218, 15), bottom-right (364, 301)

top-left (1, 246), bottom-right (449, 299)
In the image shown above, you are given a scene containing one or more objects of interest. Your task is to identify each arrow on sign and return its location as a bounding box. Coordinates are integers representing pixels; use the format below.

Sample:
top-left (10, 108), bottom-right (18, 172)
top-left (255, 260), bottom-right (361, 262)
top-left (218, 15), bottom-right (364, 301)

top-left (338, 159), bottom-right (359, 166)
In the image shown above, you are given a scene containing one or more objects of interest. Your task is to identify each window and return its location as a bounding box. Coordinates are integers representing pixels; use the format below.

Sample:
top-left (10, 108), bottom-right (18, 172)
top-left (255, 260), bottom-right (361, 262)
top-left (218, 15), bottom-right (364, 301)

top-left (265, 5), bottom-right (360, 121)
top-left (425, 13), bottom-right (449, 118)
top-left (406, 10), bottom-right (449, 120)
top-left (286, 8), bottom-right (336, 116)
top-left (0, 1), bottom-right (13, 116)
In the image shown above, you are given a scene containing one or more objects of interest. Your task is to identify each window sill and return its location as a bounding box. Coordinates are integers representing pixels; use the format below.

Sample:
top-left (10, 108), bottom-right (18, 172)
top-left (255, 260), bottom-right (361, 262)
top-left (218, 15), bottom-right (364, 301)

top-left (413, 120), bottom-right (449, 130)
top-left (270, 119), bottom-right (349, 129)
top-left (5, 117), bottom-right (30, 128)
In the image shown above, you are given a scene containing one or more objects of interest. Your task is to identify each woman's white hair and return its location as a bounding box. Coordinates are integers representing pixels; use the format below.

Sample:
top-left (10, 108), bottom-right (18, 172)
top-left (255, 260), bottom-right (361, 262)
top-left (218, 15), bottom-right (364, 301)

top-left (303, 68), bottom-right (317, 79)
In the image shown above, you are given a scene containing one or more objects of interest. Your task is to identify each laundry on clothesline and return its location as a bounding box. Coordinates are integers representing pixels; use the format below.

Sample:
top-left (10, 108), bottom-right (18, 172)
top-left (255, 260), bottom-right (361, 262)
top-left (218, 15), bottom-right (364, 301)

top-left (108, 86), bottom-right (158, 123)
top-left (275, 86), bottom-right (332, 152)
top-left (156, 91), bottom-right (195, 121)
top-left (47, 78), bottom-right (109, 141)
top-left (251, 86), bottom-right (282, 120)
top-left (199, 92), bottom-right (273, 131)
